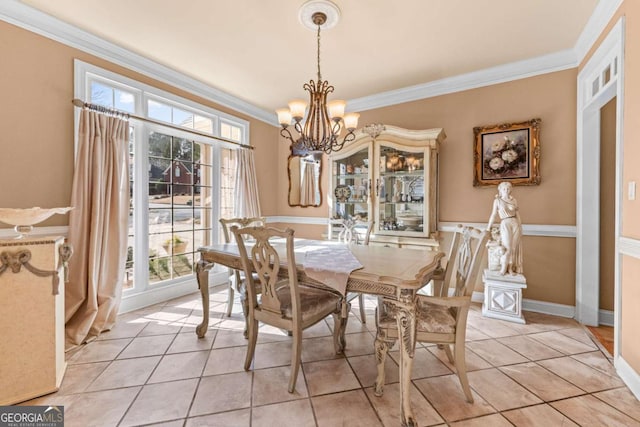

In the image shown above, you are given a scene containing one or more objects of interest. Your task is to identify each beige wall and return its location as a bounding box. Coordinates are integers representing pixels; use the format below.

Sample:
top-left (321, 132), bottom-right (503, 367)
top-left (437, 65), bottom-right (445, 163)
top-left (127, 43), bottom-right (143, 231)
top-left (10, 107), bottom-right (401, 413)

top-left (0, 20), bottom-right (280, 227)
top-left (279, 70), bottom-right (579, 306)
top-left (579, 0), bottom-right (640, 373)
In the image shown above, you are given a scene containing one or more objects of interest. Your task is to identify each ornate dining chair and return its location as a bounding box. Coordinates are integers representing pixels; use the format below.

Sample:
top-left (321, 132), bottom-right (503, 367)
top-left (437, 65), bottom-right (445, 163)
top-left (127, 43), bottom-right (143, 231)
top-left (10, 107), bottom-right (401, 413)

top-left (233, 226), bottom-right (346, 393)
top-left (334, 218), bottom-right (374, 324)
top-left (219, 217), bottom-right (266, 321)
top-left (373, 225), bottom-right (488, 402)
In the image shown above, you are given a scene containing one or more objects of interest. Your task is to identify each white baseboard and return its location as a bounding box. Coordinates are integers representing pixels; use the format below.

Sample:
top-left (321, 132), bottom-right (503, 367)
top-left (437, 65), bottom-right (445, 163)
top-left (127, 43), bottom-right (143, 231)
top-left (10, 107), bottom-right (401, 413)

top-left (118, 270), bottom-right (228, 314)
top-left (0, 225), bottom-right (69, 239)
top-left (615, 355), bottom-right (640, 400)
top-left (599, 309), bottom-right (614, 326)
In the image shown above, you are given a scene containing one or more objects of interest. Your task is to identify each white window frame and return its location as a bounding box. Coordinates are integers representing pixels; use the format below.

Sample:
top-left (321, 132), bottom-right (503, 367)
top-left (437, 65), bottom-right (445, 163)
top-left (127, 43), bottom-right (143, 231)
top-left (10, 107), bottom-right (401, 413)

top-left (74, 60), bottom-right (248, 311)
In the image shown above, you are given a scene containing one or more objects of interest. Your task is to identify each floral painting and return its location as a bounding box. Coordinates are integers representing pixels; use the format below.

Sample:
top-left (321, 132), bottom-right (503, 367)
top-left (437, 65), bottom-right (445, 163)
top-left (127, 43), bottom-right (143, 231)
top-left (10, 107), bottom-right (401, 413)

top-left (473, 118), bottom-right (541, 187)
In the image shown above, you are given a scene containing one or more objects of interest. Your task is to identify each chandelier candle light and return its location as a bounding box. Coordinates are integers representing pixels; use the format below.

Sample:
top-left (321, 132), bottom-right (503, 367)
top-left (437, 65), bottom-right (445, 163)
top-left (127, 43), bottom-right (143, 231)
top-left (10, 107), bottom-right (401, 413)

top-left (276, 0), bottom-right (359, 154)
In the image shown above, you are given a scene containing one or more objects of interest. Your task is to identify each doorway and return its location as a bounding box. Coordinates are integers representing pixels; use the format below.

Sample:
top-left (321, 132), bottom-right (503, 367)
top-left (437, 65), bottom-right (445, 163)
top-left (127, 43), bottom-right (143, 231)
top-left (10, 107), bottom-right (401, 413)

top-left (576, 18), bottom-right (624, 359)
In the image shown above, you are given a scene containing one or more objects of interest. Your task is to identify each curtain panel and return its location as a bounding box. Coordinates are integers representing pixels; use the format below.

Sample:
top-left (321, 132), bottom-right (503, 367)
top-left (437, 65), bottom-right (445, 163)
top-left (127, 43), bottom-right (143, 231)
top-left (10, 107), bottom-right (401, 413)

top-left (234, 148), bottom-right (261, 218)
top-left (65, 110), bottom-right (130, 348)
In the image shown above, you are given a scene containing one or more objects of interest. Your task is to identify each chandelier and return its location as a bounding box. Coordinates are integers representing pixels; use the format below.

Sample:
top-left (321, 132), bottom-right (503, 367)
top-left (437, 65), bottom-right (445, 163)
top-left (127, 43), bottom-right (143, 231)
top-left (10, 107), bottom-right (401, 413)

top-left (276, 0), bottom-right (359, 154)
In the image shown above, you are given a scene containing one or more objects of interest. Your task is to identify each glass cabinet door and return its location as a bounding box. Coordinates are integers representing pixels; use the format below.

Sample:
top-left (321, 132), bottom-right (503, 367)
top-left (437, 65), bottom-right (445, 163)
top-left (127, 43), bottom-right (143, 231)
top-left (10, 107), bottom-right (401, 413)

top-left (375, 143), bottom-right (428, 237)
top-left (330, 145), bottom-right (371, 223)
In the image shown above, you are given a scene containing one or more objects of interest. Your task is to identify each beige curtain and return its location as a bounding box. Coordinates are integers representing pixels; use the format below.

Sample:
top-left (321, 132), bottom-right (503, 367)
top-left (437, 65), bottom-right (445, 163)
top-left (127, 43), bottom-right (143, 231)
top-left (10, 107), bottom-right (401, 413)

top-left (300, 160), bottom-right (317, 205)
top-left (65, 109), bottom-right (130, 348)
top-left (235, 148), bottom-right (261, 217)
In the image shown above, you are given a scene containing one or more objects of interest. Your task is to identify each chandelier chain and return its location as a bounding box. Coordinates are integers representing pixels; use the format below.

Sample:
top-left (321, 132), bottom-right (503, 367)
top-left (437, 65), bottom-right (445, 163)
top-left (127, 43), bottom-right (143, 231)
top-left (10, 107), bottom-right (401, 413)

top-left (316, 23), bottom-right (322, 81)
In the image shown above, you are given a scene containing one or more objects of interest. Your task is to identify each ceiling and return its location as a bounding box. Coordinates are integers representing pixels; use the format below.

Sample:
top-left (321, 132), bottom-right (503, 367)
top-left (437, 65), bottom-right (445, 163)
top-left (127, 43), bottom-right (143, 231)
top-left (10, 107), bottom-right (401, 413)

top-left (19, 0), bottom-right (599, 116)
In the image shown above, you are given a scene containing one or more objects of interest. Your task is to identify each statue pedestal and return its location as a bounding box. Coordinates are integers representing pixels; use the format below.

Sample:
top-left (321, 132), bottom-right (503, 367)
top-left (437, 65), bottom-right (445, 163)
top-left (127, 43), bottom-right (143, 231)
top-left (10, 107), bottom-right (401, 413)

top-left (482, 269), bottom-right (527, 324)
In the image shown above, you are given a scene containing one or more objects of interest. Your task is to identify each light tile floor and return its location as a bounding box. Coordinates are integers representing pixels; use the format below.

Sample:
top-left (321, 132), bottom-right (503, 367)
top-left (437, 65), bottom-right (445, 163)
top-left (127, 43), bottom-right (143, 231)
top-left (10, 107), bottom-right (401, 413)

top-left (22, 286), bottom-right (640, 427)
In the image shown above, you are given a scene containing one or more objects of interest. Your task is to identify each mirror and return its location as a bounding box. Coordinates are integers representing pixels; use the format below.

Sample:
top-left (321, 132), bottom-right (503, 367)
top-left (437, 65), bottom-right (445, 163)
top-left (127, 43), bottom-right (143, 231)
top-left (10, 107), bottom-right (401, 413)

top-left (288, 144), bottom-right (322, 207)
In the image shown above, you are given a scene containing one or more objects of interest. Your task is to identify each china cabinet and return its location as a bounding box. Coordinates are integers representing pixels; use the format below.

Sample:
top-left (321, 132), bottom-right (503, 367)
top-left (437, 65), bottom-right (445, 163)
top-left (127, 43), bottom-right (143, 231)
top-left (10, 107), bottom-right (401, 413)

top-left (328, 125), bottom-right (445, 249)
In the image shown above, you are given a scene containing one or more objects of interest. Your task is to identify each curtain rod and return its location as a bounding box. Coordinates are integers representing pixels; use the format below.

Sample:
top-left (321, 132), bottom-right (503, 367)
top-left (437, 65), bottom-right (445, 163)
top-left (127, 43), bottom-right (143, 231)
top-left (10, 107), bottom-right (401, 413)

top-left (71, 99), bottom-right (254, 150)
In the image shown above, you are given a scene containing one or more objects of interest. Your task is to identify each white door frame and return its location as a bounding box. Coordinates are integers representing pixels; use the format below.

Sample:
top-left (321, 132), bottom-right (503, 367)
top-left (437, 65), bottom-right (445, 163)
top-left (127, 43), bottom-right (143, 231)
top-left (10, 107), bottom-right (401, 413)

top-left (576, 17), bottom-right (624, 357)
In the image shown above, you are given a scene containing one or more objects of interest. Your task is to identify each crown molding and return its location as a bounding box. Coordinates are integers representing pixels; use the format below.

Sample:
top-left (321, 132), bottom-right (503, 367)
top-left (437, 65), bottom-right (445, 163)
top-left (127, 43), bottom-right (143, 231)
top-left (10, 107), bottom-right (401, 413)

top-left (2, 0), bottom-right (613, 118)
top-left (574, 0), bottom-right (624, 64)
top-left (0, 0), bottom-right (276, 125)
top-left (348, 49), bottom-right (577, 112)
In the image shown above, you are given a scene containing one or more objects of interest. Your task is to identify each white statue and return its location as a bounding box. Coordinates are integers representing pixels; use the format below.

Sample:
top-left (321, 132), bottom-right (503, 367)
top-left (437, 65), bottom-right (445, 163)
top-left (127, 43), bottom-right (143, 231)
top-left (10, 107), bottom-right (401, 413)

top-left (486, 181), bottom-right (523, 275)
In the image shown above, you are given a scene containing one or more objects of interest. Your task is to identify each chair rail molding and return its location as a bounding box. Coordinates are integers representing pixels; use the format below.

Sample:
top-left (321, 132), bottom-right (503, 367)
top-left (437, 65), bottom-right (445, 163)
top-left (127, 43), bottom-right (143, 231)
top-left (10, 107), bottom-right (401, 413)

top-left (266, 216), bottom-right (328, 225)
top-left (439, 222), bottom-right (576, 238)
top-left (620, 236), bottom-right (640, 259)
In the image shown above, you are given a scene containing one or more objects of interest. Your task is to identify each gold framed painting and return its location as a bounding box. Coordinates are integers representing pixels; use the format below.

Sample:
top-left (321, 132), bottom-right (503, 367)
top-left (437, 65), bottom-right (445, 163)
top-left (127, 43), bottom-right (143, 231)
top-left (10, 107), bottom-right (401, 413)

top-left (473, 118), bottom-right (541, 187)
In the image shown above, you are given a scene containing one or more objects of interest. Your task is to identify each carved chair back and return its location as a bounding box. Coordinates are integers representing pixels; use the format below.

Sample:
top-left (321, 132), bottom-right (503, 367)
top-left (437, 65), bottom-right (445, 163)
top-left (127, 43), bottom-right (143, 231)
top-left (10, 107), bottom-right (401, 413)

top-left (336, 218), bottom-right (374, 246)
top-left (232, 226), bottom-right (299, 321)
top-left (220, 217), bottom-right (266, 243)
top-left (219, 217), bottom-right (266, 317)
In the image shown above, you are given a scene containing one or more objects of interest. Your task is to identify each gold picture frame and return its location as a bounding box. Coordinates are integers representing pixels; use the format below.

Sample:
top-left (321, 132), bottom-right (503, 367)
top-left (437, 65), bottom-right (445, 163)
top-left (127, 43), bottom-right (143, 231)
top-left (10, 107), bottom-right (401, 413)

top-left (473, 118), bottom-right (541, 187)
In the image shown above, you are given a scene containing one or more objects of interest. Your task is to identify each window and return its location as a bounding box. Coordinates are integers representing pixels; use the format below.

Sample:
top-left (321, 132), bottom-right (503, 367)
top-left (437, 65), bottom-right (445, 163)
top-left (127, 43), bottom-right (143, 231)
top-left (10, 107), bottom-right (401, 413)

top-left (76, 61), bottom-right (248, 300)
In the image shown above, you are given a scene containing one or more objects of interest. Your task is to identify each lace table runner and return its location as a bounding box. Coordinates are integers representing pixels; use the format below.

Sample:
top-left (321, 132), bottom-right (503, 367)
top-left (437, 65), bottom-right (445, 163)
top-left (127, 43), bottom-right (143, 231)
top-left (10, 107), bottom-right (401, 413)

top-left (302, 245), bottom-right (363, 296)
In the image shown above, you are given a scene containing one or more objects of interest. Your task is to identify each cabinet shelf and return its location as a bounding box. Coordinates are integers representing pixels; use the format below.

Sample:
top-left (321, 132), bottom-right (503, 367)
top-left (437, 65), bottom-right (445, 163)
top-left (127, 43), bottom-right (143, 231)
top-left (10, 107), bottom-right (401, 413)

top-left (334, 173), bottom-right (369, 179)
top-left (379, 201), bottom-right (424, 205)
top-left (379, 170), bottom-right (424, 178)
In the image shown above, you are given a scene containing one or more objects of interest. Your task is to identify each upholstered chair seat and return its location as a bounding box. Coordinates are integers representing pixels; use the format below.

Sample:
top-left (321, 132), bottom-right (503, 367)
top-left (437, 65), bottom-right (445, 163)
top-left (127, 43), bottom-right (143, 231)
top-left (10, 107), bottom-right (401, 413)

top-left (378, 297), bottom-right (456, 334)
top-left (275, 285), bottom-right (342, 320)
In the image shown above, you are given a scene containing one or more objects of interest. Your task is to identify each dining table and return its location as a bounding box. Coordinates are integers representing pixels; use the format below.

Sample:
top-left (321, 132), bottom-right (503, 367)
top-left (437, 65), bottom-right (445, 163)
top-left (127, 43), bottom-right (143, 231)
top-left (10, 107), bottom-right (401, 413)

top-left (194, 238), bottom-right (444, 427)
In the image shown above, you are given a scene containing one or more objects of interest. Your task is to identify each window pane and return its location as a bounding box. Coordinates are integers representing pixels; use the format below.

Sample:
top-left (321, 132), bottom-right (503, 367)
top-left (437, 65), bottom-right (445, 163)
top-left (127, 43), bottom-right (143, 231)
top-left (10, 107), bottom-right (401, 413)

top-left (172, 161), bottom-right (194, 187)
top-left (194, 208), bottom-right (212, 228)
top-left (115, 89), bottom-right (135, 113)
top-left (220, 122), bottom-right (231, 139)
top-left (173, 253), bottom-right (194, 277)
top-left (149, 158), bottom-right (171, 186)
top-left (149, 208), bottom-right (172, 230)
top-left (231, 126), bottom-right (242, 141)
top-left (148, 254), bottom-right (171, 283)
top-left (148, 99), bottom-right (171, 122)
top-left (172, 138), bottom-right (193, 161)
top-left (90, 81), bottom-right (114, 107)
top-left (194, 115), bottom-right (213, 134)
top-left (149, 132), bottom-right (172, 158)
top-left (192, 143), bottom-right (202, 163)
top-left (173, 108), bottom-right (194, 128)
